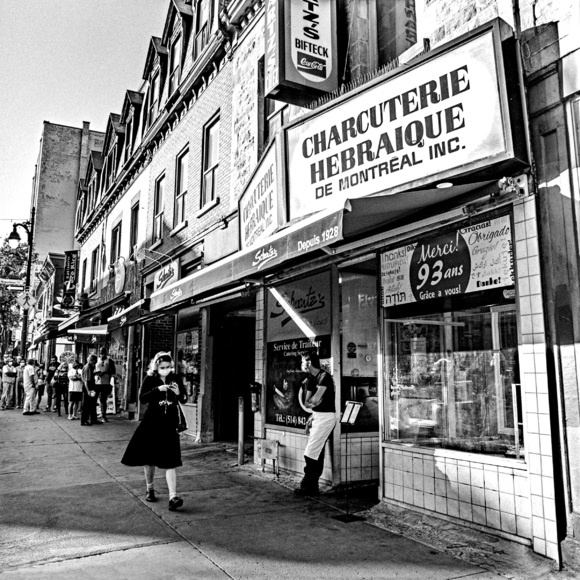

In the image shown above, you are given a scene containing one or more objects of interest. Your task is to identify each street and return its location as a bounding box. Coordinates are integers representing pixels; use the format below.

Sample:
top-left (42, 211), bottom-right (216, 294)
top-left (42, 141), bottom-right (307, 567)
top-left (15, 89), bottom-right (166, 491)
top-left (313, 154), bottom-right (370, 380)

top-left (0, 409), bottom-right (513, 580)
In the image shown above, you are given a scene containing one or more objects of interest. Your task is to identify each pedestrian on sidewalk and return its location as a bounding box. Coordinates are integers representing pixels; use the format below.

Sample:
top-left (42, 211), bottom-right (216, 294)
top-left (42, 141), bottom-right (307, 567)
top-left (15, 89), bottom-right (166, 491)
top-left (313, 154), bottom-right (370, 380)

top-left (81, 354), bottom-right (99, 426)
top-left (15, 359), bottom-right (25, 409)
top-left (44, 355), bottom-right (59, 412)
top-left (121, 352), bottom-right (187, 511)
top-left (294, 351), bottom-right (338, 497)
top-left (22, 359), bottom-right (39, 415)
top-left (1, 358), bottom-right (17, 410)
top-left (67, 361), bottom-right (83, 420)
top-left (53, 360), bottom-right (70, 417)
top-left (35, 362), bottom-right (46, 412)
top-left (95, 347), bottom-right (116, 423)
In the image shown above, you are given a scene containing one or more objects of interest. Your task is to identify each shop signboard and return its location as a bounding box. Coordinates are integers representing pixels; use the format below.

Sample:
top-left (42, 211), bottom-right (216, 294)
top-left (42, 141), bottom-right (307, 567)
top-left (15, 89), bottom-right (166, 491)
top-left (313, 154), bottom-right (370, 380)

top-left (285, 23), bottom-right (519, 220)
top-left (63, 250), bottom-right (79, 306)
top-left (154, 260), bottom-right (179, 291)
top-left (239, 142), bottom-right (281, 250)
top-left (380, 214), bottom-right (514, 307)
top-left (265, 0), bottom-right (338, 105)
top-left (265, 271), bottom-right (332, 428)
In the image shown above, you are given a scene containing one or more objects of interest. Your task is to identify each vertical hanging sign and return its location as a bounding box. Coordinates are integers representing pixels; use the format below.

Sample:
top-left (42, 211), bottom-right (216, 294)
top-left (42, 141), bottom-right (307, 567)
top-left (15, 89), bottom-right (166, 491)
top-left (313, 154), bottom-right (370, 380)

top-left (265, 0), bottom-right (338, 105)
top-left (62, 250), bottom-right (79, 308)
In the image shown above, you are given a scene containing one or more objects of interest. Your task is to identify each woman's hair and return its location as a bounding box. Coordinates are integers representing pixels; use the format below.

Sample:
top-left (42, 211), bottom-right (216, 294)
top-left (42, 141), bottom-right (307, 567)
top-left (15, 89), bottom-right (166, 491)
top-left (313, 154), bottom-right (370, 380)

top-left (147, 352), bottom-right (173, 375)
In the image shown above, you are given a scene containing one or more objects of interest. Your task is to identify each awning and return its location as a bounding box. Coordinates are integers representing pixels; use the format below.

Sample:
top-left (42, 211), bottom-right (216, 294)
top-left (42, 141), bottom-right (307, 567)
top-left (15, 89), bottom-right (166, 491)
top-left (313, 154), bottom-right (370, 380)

top-left (107, 299), bottom-right (162, 332)
top-left (58, 312), bottom-right (80, 332)
top-left (67, 324), bottom-right (108, 336)
top-left (150, 182), bottom-right (493, 312)
top-left (33, 329), bottom-right (58, 346)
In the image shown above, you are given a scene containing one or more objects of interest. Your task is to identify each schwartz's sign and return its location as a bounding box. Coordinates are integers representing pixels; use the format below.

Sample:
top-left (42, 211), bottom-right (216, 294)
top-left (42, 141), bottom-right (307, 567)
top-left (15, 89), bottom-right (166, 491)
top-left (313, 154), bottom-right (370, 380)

top-left (265, 0), bottom-right (338, 105)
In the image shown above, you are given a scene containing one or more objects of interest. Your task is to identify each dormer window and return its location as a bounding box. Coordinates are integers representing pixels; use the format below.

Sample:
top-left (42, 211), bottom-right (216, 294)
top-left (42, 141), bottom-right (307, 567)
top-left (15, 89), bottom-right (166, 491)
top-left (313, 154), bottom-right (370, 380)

top-left (148, 73), bottom-right (160, 127)
top-left (194, 0), bottom-right (210, 60)
top-left (169, 35), bottom-right (182, 95)
top-left (124, 114), bottom-right (133, 163)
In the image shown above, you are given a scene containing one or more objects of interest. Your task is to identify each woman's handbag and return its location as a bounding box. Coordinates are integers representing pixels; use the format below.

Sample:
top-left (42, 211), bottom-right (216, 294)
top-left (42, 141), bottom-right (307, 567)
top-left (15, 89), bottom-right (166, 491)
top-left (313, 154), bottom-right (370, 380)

top-left (177, 402), bottom-right (188, 433)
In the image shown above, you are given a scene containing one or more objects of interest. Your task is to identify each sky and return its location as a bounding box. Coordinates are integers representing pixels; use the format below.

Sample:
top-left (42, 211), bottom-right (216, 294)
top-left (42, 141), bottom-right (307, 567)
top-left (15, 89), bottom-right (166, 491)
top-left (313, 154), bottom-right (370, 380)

top-left (0, 0), bottom-right (169, 238)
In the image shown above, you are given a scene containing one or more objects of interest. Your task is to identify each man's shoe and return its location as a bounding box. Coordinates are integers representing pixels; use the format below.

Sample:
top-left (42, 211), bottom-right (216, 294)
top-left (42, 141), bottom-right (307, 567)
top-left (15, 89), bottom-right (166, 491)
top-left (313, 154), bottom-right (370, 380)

top-left (101, 417), bottom-right (109, 423)
top-left (294, 487), bottom-right (319, 497)
top-left (168, 496), bottom-right (183, 511)
top-left (81, 422), bottom-right (92, 426)
top-left (146, 490), bottom-right (157, 503)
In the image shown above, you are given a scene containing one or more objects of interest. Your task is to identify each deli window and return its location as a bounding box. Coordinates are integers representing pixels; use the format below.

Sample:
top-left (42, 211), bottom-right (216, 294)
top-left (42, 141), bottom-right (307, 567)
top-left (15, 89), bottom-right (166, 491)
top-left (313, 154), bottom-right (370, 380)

top-left (175, 306), bottom-right (201, 405)
top-left (380, 214), bottom-right (524, 458)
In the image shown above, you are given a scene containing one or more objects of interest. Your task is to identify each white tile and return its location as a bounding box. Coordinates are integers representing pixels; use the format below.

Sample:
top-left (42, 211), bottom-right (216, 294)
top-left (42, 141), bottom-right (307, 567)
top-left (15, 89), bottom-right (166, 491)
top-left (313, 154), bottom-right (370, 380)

top-left (458, 483), bottom-right (471, 503)
top-left (384, 483), bottom-right (394, 499)
top-left (534, 538), bottom-right (546, 556)
top-left (446, 463), bottom-right (458, 482)
top-left (514, 475), bottom-right (529, 497)
top-left (403, 471), bottom-right (413, 489)
top-left (393, 470), bottom-right (403, 486)
top-left (404, 486), bottom-right (414, 504)
top-left (528, 453), bottom-right (543, 475)
top-left (459, 501), bottom-right (473, 521)
top-left (447, 480), bottom-right (459, 500)
top-left (544, 519), bottom-right (558, 542)
top-left (526, 393), bottom-right (538, 413)
top-left (424, 493), bottom-right (435, 511)
top-left (515, 494), bottom-right (531, 517)
top-left (514, 220), bottom-right (526, 241)
top-left (414, 475), bottom-right (424, 492)
top-left (525, 218), bottom-right (538, 239)
top-left (473, 505), bottom-right (486, 525)
top-left (546, 541), bottom-right (559, 561)
top-left (498, 473), bottom-right (514, 495)
top-left (393, 484), bottom-right (403, 501)
top-left (471, 467), bottom-right (484, 488)
top-left (458, 465), bottom-right (470, 484)
top-left (414, 490), bottom-right (424, 507)
top-left (543, 498), bottom-right (556, 522)
top-left (516, 240), bottom-right (528, 260)
top-left (530, 294), bottom-right (543, 314)
top-left (501, 512), bottom-right (517, 534)
top-left (527, 237), bottom-right (539, 258)
top-left (485, 489), bottom-right (500, 510)
top-left (531, 494), bottom-right (544, 517)
top-left (484, 469), bottom-right (499, 490)
top-left (435, 477), bottom-right (446, 496)
top-left (517, 516), bottom-right (532, 537)
top-left (527, 413), bottom-right (539, 433)
top-left (538, 413), bottom-right (551, 434)
top-left (532, 515), bottom-right (545, 539)
top-left (542, 477), bottom-right (555, 500)
top-left (487, 508), bottom-right (501, 529)
top-left (423, 459), bottom-right (435, 478)
top-left (517, 259), bottom-right (530, 279)
top-left (500, 492), bottom-right (515, 514)
top-left (424, 475), bottom-right (434, 494)
top-left (413, 457), bottom-right (423, 475)
top-left (448, 499), bottom-right (460, 518)
top-left (472, 486), bottom-right (486, 507)
top-left (435, 495), bottom-right (447, 514)
top-left (520, 315), bottom-right (533, 335)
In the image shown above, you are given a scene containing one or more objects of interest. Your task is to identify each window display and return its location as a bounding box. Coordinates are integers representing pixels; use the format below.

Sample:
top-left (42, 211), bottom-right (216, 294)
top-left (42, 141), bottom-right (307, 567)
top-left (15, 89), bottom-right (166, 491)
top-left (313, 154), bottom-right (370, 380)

top-left (176, 307), bottom-right (201, 404)
top-left (340, 260), bottom-right (379, 432)
top-left (384, 307), bottom-right (522, 457)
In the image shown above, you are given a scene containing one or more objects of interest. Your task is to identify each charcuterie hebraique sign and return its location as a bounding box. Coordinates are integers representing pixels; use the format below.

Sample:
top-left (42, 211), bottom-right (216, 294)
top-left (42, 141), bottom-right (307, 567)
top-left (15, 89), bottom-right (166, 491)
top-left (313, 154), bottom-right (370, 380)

top-left (380, 215), bottom-right (514, 307)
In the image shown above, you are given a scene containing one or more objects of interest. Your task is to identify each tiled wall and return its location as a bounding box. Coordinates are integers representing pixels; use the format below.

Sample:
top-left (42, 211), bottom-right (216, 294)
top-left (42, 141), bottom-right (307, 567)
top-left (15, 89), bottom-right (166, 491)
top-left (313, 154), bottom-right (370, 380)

top-left (382, 445), bottom-right (531, 540)
top-left (340, 435), bottom-right (381, 482)
top-left (513, 195), bottom-right (558, 561)
top-left (380, 196), bottom-right (559, 562)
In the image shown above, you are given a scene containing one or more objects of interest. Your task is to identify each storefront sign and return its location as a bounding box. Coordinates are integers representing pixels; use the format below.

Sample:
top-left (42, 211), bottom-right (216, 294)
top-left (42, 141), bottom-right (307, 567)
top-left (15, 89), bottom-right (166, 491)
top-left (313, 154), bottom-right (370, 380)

top-left (154, 260), bottom-right (179, 291)
top-left (265, 0), bottom-right (338, 104)
top-left (380, 215), bottom-right (514, 306)
top-left (266, 271), bottom-right (331, 342)
top-left (114, 258), bottom-right (126, 295)
top-left (63, 250), bottom-right (79, 306)
top-left (286, 26), bottom-right (513, 220)
top-left (239, 143), bottom-right (280, 250)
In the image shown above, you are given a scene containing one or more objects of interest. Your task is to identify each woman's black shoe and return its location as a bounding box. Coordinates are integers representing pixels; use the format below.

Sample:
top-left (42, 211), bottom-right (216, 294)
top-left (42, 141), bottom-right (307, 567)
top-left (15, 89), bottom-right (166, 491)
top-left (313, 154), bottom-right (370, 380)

top-left (168, 496), bottom-right (183, 511)
top-left (146, 489), bottom-right (157, 502)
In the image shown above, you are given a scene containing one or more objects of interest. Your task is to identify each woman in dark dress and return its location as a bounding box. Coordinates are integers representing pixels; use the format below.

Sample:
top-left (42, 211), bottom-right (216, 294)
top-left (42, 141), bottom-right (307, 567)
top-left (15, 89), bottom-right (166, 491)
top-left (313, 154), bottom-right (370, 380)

top-left (121, 352), bottom-right (187, 511)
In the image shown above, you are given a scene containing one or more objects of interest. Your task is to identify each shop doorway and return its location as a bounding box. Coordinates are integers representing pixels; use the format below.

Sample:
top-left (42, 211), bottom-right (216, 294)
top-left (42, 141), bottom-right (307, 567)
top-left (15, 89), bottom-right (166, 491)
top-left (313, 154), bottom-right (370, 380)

top-left (210, 296), bottom-right (256, 441)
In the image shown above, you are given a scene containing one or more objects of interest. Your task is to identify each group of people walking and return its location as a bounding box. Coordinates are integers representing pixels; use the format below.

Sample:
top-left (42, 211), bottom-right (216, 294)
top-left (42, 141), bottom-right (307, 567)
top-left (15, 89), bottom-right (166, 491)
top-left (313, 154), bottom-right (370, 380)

top-left (0, 347), bottom-right (116, 425)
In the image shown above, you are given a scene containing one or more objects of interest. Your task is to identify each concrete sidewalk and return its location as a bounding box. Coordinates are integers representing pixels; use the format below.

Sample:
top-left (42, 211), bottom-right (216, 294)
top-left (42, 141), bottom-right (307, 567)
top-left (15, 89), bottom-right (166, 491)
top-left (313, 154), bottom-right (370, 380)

top-left (0, 409), bottom-right (553, 579)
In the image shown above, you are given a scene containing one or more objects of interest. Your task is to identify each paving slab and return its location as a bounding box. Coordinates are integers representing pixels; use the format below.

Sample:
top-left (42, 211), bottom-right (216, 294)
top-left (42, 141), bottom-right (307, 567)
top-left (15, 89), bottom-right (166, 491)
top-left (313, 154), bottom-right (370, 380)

top-left (0, 541), bottom-right (230, 580)
top-left (0, 482), bottom-right (179, 570)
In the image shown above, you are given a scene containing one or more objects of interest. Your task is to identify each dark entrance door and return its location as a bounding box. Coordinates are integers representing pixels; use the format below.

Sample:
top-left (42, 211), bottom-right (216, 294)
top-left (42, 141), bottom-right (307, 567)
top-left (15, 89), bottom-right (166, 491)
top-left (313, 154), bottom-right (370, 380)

top-left (211, 297), bottom-right (256, 441)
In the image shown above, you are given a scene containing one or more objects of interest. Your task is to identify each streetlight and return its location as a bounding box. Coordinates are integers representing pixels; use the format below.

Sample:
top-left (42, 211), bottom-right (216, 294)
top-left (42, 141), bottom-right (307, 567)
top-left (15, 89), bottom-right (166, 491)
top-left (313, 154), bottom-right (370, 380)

top-left (8, 207), bottom-right (36, 358)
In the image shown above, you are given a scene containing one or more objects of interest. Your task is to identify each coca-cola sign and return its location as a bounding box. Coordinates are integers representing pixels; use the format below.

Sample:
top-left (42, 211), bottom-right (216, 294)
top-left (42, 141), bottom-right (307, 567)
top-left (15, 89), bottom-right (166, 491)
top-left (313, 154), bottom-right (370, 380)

top-left (265, 0), bottom-right (337, 105)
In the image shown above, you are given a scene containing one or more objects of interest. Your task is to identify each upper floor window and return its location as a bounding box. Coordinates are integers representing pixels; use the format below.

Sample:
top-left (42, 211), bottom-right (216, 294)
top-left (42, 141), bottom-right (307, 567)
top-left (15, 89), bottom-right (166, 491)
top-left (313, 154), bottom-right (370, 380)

top-left (194, 0), bottom-right (210, 60)
top-left (153, 174), bottom-right (165, 242)
top-left (201, 116), bottom-right (219, 207)
top-left (81, 258), bottom-right (87, 292)
top-left (169, 35), bottom-right (182, 95)
top-left (129, 202), bottom-right (139, 260)
top-left (110, 222), bottom-right (122, 264)
top-left (90, 246), bottom-right (100, 291)
top-left (124, 116), bottom-right (133, 164)
top-left (377, 0), bottom-right (418, 65)
top-left (175, 147), bottom-right (188, 225)
top-left (147, 73), bottom-right (160, 128)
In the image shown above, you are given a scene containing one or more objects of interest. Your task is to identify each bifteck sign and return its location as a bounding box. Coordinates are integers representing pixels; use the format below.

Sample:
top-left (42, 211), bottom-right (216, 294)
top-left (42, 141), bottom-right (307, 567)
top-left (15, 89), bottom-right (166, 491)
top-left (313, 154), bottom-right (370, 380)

top-left (285, 21), bottom-right (524, 220)
top-left (265, 0), bottom-right (338, 104)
